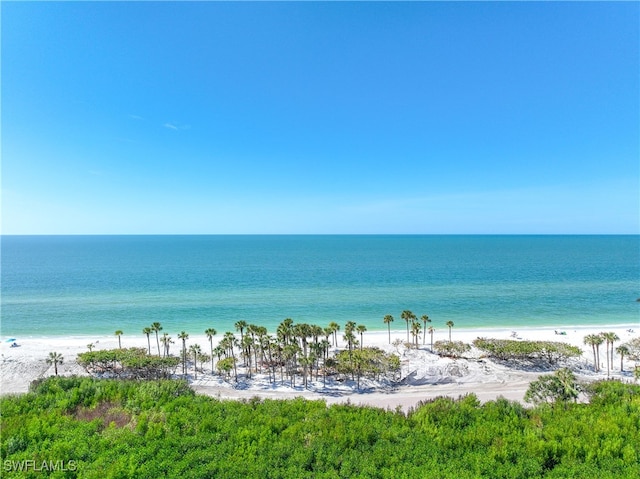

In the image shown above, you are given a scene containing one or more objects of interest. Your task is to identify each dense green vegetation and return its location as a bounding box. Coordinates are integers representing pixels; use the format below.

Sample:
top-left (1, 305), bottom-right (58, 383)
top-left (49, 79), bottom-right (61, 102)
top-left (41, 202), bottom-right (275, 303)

top-left (473, 338), bottom-right (582, 364)
top-left (523, 368), bottom-right (580, 405)
top-left (2, 377), bottom-right (639, 478)
top-left (77, 348), bottom-right (180, 380)
top-left (433, 340), bottom-right (471, 358)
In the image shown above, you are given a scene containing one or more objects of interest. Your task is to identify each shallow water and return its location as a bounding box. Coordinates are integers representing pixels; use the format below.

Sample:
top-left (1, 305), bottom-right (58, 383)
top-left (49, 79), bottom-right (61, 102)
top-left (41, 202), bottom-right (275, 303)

top-left (2, 235), bottom-right (638, 337)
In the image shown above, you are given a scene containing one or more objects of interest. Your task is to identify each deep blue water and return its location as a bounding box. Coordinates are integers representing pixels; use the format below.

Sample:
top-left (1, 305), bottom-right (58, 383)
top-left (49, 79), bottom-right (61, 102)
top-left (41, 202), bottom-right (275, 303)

top-left (1, 235), bottom-right (638, 337)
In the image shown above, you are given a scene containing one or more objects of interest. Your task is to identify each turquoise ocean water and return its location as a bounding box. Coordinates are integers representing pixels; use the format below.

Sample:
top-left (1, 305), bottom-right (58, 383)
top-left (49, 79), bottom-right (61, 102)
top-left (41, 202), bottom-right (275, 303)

top-left (1, 235), bottom-right (638, 338)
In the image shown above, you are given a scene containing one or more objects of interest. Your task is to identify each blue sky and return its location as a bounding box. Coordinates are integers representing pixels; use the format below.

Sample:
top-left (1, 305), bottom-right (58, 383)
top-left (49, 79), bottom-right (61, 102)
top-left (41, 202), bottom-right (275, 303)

top-left (2, 2), bottom-right (638, 234)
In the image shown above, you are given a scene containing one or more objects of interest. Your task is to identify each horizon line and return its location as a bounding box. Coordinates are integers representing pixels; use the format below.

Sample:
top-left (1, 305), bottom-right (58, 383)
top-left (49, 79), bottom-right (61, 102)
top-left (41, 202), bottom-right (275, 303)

top-left (1, 233), bottom-right (638, 237)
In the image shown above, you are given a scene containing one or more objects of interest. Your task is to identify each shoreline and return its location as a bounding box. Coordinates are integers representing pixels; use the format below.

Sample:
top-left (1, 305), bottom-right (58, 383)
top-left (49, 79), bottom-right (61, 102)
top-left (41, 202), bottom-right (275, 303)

top-left (2, 324), bottom-right (638, 411)
top-left (3, 322), bottom-right (639, 340)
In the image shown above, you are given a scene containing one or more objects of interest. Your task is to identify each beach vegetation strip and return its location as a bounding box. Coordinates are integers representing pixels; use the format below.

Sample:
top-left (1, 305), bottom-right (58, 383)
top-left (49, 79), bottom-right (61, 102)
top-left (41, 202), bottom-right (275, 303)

top-left (1, 376), bottom-right (639, 478)
top-left (77, 348), bottom-right (180, 380)
top-left (473, 338), bottom-right (582, 364)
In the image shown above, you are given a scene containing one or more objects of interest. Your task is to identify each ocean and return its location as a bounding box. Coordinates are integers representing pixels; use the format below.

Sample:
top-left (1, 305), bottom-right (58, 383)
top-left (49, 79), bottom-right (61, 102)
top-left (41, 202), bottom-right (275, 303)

top-left (1, 235), bottom-right (638, 338)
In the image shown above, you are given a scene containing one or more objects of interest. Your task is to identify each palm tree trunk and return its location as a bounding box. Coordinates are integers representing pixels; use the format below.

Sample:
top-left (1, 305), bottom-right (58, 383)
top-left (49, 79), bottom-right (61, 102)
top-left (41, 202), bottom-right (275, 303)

top-left (254, 344), bottom-right (260, 374)
top-left (210, 339), bottom-right (214, 373)
top-left (610, 345), bottom-right (615, 373)
top-left (231, 350), bottom-right (237, 382)
top-left (182, 341), bottom-right (187, 375)
top-left (193, 351), bottom-right (198, 379)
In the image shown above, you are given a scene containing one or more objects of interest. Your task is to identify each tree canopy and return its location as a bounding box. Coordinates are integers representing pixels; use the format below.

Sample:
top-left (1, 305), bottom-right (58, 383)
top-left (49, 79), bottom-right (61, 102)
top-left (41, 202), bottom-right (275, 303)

top-left (2, 376), bottom-right (639, 478)
top-left (473, 338), bottom-right (582, 364)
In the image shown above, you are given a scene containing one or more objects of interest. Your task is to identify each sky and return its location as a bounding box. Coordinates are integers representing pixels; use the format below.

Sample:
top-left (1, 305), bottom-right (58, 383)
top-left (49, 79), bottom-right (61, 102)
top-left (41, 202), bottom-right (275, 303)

top-left (2, 1), bottom-right (638, 234)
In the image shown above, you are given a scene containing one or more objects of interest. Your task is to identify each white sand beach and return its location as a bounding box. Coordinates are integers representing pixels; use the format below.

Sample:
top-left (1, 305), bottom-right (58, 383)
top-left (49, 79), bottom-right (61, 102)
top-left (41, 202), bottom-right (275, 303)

top-left (1, 325), bottom-right (638, 411)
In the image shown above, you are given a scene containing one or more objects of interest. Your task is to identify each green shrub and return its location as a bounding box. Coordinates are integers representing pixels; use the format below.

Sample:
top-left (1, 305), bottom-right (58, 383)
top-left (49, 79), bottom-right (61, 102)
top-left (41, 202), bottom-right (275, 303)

top-left (2, 377), bottom-right (639, 478)
top-left (473, 338), bottom-right (582, 364)
top-left (433, 340), bottom-right (471, 358)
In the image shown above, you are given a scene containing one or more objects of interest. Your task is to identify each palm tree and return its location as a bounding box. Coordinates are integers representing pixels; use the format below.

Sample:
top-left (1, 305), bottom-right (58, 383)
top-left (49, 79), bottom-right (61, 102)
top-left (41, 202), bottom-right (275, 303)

top-left (160, 333), bottom-right (173, 357)
top-left (283, 343), bottom-right (300, 387)
top-left (601, 332), bottom-right (619, 377)
top-left (319, 337), bottom-right (331, 361)
top-left (555, 367), bottom-right (580, 404)
top-left (151, 322), bottom-right (163, 356)
top-left (328, 321), bottom-right (340, 347)
top-left (310, 342), bottom-right (323, 381)
top-left (428, 326), bottom-right (435, 351)
top-left (235, 320), bottom-right (248, 343)
top-left (178, 331), bottom-right (189, 376)
top-left (609, 332), bottom-right (620, 369)
top-left (310, 324), bottom-right (324, 346)
top-left (143, 327), bottom-right (152, 355)
top-left (198, 351), bottom-right (210, 376)
top-left (383, 315), bottom-right (394, 344)
top-left (241, 334), bottom-right (253, 378)
top-left (213, 344), bottom-right (225, 363)
top-left (298, 355), bottom-right (314, 388)
top-left (267, 336), bottom-right (280, 383)
top-left (277, 318), bottom-right (294, 347)
top-left (616, 344), bottom-right (629, 372)
top-left (253, 325), bottom-right (268, 374)
top-left (115, 330), bottom-right (123, 349)
top-left (189, 344), bottom-right (202, 379)
top-left (356, 324), bottom-right (367, 350)
top-left (411, 321), bottom-right (421, 348)
top-left (343, 321), bottom-right (357, 370)
top-left (600, 333), bottom-right (619, 377)
top-left (221, 332), bottom-right (238, 381)
top-left (446, 321), bottom-right (454, 342)
top-left (293, 323), bottom-right (313, 362)
top-left (584, 334), bottom-right (602, 372)
top-left (343, 327), bottom-right (357, 379)
top-left (343, 329), bottom-right (357, 353)
top-left (421, 315), bottom-right (430, 345)
top-left (247, 324), bottom-right (261, 372)
top-left (205, 328), bottom-right (217, 373)
top-left (323, 327), bottom-right (333, 349)
top-left (87, 342), bottom-right (95, 352)
top-left (401, 310), bottom-right (416, 343)
top-left (46, 352), bottom-right (64, 376)
top-left (594, 334), bottom-right (604, 372)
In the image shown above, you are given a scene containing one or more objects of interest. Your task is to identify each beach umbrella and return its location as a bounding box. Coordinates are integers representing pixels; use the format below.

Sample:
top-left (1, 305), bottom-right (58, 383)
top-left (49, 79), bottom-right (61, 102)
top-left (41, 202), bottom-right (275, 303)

top-left (5, 338), bottom-right (16, 343)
